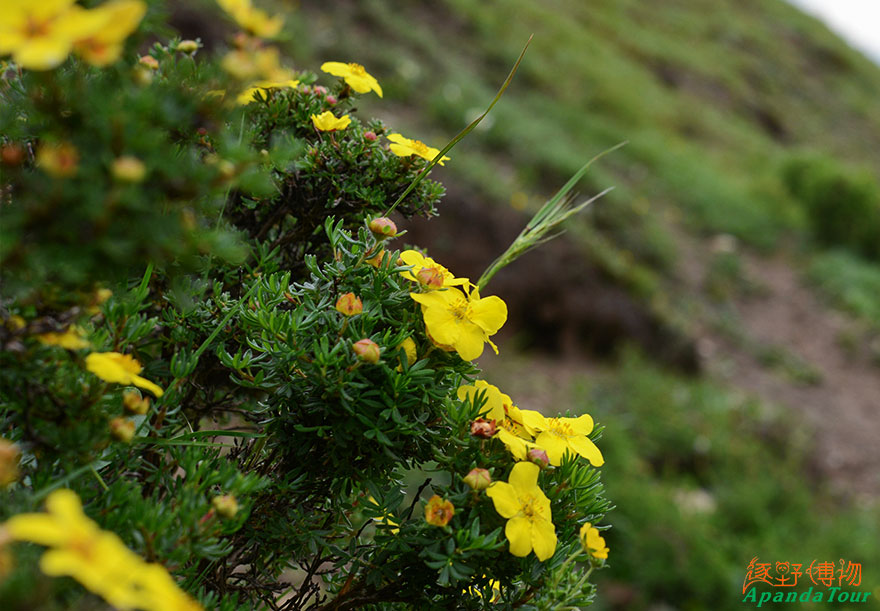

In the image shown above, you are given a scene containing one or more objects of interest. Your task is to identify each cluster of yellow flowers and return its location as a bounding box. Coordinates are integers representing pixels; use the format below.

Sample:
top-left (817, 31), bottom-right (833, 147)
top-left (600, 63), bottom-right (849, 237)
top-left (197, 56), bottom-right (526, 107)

top-left (0, 0), bottom-right (146, 71)
top-left (1, 490), bottom-right (202, 610)
top-left (395, 249), bottom-right (608, 564)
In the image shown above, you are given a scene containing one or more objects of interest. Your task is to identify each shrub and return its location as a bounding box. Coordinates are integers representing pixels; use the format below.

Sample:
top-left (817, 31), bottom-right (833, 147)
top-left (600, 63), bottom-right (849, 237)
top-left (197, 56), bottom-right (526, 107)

top-left (0, 2), bottom-right (612, 609)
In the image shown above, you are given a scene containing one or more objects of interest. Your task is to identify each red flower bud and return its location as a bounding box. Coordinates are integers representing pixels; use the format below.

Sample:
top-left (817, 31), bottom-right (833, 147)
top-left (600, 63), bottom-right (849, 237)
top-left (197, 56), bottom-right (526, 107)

top-left (470, 418), bottom-right (497, 439)
top-left (528, 447), bottom-right (550, 468)
top-left (368, 217), bottom-right (397, 238)
top-left (1, 144), bottom-right (25, 167)
top-left (326, 95), bottom-right (338, 105)
top-left (463, 468), bottom-right (491, 491)
top-left (353, 338), bottom-right (380, 363)
top-left (416, 267), bottom-right (444, 288)
top-left (313, 85), bottom-right (328, 95)
top-left (364, 131), bottom-right (378, 142)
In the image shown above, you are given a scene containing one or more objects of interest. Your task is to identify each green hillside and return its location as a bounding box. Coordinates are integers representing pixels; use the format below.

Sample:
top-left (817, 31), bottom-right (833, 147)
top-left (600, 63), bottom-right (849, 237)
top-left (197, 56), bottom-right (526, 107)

top-left (263, 0), bottom-right (880, 608)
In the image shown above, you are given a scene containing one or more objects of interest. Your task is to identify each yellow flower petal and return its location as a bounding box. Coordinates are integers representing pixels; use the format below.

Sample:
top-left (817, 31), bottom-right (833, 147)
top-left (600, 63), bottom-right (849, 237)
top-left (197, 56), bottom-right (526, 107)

top-left (505, 516), bottom-right (533, 557)
top-left (507, 462), bottom-right (540, 496)
top-left (531, 518), bottom-right (558, 561)
top-left (485, 481), bottom-right (520, 519)
top-left (567, 435), bottom-right (604, 466)
top-left (533, 431), bottom-right (569, 466)
top-left (132, 374), bottom-right (164, 398)
top-left (468, 295), bottom-right (507, 334)
top-left (5, 514), bottom-right (73, 546)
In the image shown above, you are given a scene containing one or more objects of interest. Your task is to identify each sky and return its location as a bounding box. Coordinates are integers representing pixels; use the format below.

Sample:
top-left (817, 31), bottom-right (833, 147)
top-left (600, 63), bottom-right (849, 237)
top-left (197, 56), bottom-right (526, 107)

top-left (786, 0), bottom-right (880, 63)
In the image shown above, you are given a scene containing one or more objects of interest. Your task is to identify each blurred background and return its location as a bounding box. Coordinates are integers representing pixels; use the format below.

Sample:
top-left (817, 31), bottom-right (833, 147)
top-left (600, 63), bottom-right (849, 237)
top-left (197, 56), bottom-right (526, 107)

top-left (176, 0), bottom-right (880, 607)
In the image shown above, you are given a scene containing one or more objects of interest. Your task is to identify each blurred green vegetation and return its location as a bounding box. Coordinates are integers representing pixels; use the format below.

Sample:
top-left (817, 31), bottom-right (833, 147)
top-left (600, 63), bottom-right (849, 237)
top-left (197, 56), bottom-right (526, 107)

top-left (808, 251), bottom-right (880, 330)
top-left (586, 352), bottom-right (880, 610)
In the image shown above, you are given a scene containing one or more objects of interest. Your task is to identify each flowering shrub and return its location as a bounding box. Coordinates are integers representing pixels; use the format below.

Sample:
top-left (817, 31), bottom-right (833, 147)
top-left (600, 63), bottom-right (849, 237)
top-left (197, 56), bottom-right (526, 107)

top-left (1, 2), bottom-right (611, 609)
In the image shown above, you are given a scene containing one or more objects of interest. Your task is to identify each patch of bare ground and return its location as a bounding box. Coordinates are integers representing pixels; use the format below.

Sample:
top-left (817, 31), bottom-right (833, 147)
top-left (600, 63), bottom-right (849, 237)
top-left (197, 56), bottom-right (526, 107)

top-left (680, 238), bottom-right (880, 499)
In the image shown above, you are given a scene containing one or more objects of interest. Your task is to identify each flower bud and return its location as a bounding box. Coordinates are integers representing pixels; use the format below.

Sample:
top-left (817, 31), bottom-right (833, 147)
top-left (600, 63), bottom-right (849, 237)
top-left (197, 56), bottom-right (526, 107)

top-left (0, 439), bottom-right (21, 488)
top-left (326, 95), bottom-right (338, 105)
top-left (1, 144), bottom-right (24, 167)
top-left (123, 390), bottom-right (150, 415)
top-left (335, 292), bottom-right (363, 316)
top-left (212, 494), bottom-right (239, 518)
top-left (353, 339), bottom-right (380, 363)
top-left (132, 65), bottom-right (153, 86)
top-left (110, 418), bottom-right (136, 443)
top-left (138, 55), bottom-right (159, 70)
top-left (463, 468), bottom-right (491, 491)
top-left (313, 85), bottom-right (328, 95)
top-left (112, 156), bottom-right (147, 182)
top-left (368, 217), bottom-right (398, 239)
top-left (363, 131), bottom-right (377, 142)
top-left (527, 447), bottom-right (550, 468)
top-left (416, 267), bottom-right (444, 288)
top-left (177, 39), bottom-right (200, 54)
top-left (470, 418), bottom-right (497, 439)
top-left (424, 495), bottom-right (454, 527)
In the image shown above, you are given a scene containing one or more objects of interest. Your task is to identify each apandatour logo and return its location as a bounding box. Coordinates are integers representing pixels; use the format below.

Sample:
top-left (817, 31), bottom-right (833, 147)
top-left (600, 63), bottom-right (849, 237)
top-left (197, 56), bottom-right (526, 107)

top-left (742, 557), bottom-right (873, 607)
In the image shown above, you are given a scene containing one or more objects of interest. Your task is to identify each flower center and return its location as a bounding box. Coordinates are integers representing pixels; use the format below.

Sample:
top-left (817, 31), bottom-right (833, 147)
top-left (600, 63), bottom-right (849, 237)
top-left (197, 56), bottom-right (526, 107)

top-left (411, 139), bottom-right (430, 156)
top-left (347, 62), bottom-right (366, 76)
top-left (25, 18), bottom-right (51, 38)
top-left (547, 418), bottom-right (574, 438)
top-left (448, 296), bottom-right (470, 322)
top-left (519, 494), bottom-right (543, 520)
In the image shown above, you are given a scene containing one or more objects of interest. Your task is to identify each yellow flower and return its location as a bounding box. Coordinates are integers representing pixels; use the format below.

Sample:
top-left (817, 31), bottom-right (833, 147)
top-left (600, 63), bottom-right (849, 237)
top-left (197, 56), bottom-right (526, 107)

top-left (0, 0), bottom-right (145, 70)
top-left (486, 462), bottom-right (557, 560)
top-left (37, 142), bottom-right (79, 178)
top-left (37, 326), bottom-right (90, 350)
top-left (85, 352), bottom-right (164, 397)
top-left (387, 133), bottom-right (449, 165)
top-left (492, 405), bottom-right (544, 461)
top-left (579, 522), bottom-right (609, 559)
top-left (3, 489), bottom-right (202, 610)
top-left (72, 0), bottom-right (147, 67)
top-left (399, 250), bottom-right (468, 288)
top-left (424, 495), bottom-right (454, 527)
top-left (411, 287), bottom-right (507, 361)
top-left (216, 0), bottom-right (284, 39)
top-left (530, 414), bottom-right (604, 467)
top-left (311, 111), bottom-right (351, 132)
top-left (320, 61), bottom-right (382, 97)
top-left (0, 0), bottom-right (92, 70)
top-left (236, 79), bottom-right (299, 105)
